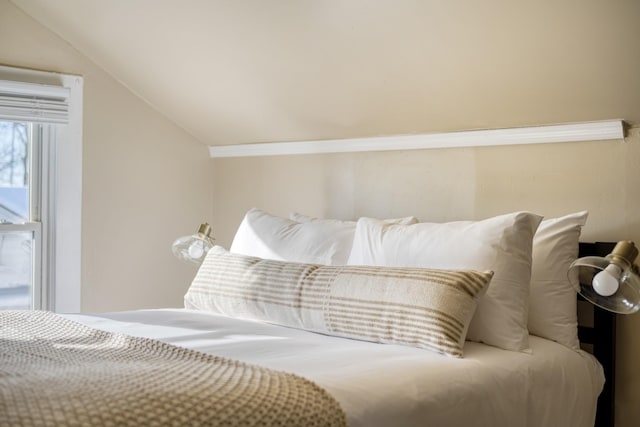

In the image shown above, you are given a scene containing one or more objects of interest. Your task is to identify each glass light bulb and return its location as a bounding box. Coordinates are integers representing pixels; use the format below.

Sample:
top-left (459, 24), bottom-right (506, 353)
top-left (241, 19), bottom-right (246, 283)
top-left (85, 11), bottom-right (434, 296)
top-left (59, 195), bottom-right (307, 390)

top-left (187, 241), bottom-right (205, 260)
top-left (172, 223), bottom-right (214, 264)
top-left (592, 264), bottom-right (622, 297)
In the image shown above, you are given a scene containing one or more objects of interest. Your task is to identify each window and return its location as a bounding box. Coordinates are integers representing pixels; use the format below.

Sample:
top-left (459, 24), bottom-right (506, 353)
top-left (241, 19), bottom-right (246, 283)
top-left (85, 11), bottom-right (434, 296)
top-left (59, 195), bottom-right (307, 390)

top-left (0, 121), bottom-right (37, 309)
top-left (0, 66), bottom-right (83, 312)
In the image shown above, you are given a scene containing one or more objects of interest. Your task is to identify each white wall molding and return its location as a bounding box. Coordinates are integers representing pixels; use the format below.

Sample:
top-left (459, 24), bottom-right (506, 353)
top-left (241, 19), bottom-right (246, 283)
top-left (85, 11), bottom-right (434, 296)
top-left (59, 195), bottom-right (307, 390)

top-left (209, 120), bottom-right (625, 158)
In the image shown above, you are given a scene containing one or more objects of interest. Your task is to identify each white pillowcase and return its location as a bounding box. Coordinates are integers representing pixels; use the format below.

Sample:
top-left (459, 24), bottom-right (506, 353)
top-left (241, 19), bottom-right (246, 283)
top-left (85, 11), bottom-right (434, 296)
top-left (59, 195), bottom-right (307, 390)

top-left (290, 212), bottom-right (418, 225)
top-left (529, 211), bottom-right (588, 349)
top-left (347, 212), bottom-right (543, 352)
top-left (230, 209), bottom-right (417, 266)
top-left (230, 208), bottom-right (354, 265)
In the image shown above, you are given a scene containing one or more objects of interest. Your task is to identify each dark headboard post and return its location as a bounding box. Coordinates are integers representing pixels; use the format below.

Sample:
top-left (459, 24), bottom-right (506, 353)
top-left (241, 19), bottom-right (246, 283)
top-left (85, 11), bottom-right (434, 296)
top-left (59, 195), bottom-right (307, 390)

top-left (577, 242), bottom-right (617, 427)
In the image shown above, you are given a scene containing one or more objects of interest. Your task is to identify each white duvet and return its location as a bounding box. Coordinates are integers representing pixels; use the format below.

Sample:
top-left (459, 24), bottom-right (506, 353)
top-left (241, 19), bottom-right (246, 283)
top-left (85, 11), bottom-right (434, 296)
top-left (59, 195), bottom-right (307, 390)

top-left (65, 309), bottom-right (604, 427)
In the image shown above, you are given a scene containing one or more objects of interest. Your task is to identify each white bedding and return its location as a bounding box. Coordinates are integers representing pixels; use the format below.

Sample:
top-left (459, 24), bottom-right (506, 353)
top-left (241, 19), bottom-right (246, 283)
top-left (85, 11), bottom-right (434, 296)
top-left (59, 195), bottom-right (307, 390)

top-left (65, 309), bottom-right (604, 427)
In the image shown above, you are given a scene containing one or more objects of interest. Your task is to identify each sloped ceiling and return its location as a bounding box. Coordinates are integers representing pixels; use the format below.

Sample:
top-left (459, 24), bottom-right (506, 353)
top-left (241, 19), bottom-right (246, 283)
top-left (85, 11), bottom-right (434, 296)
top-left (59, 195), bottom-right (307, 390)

top-left (10, 0), bottom-right (640, 146)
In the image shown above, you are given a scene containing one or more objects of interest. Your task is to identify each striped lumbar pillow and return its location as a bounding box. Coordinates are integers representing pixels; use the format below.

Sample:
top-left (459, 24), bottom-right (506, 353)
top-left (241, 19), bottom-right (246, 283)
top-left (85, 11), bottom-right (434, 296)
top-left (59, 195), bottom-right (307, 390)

top-left (185, 247), bottom-right (493, 357)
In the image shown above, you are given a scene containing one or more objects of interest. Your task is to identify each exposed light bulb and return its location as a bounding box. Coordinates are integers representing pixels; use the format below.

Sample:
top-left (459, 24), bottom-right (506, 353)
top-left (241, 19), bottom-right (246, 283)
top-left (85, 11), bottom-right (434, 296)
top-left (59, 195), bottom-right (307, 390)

top-left (172, 223), bottom-right (214, 264)
top-left (187, 240), bottom-right (205, 260)
top-left (592, 264), bottom-right (622, 297)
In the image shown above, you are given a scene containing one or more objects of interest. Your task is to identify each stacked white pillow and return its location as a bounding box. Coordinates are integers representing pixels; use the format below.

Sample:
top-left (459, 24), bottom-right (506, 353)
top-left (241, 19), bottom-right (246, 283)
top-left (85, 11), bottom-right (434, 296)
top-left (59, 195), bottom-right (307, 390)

top-left (227, 208), bottom-right (588, 352)
top-left (528, 211), bottom-right (588, 349)
top-left (347, 212), bottom-right (542, 352)
top-left (230, 208), bottom-right (417, 265)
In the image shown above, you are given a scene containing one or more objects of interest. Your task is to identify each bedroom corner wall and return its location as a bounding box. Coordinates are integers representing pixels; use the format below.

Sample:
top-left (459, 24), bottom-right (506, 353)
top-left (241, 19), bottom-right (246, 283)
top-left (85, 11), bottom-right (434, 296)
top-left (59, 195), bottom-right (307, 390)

top-left (211, 129), bottom-right (640, 426)
top-left (0, 0), bottom-right (212, 312)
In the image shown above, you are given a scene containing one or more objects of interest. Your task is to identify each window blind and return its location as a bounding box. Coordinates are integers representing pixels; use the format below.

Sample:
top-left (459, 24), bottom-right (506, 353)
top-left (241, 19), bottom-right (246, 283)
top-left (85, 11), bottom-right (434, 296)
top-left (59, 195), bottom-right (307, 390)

top-left (0, 80), bottom-right (70, 124)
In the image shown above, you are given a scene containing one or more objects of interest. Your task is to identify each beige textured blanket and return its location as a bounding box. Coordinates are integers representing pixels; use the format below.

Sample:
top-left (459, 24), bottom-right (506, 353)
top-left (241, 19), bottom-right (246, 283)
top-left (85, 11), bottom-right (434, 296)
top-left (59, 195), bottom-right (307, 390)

top-left (0, 311), bottom-right (347, 427)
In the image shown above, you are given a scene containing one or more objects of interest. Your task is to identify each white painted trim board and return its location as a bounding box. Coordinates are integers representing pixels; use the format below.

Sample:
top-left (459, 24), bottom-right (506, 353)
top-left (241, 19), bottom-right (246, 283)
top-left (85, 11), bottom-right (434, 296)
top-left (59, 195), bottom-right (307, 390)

top-left (209, 120), bottom-right (625, 158)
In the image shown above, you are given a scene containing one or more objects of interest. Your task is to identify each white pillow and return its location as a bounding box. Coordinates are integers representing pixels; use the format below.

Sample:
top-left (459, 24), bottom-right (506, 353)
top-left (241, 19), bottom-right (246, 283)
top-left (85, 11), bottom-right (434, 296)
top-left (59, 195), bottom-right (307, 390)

top-left (230, 208), bottom-right (355, 265)
top-left (290, 212), bottom-right (418, 225)
top-left (230, 209), bottom-right (417, 266)
top-left (529, 211), bottom-right (588, 349)
top-left (186, 246), bottom-right (494, 357)
top-left (347, 212), bottom-right (543, 352)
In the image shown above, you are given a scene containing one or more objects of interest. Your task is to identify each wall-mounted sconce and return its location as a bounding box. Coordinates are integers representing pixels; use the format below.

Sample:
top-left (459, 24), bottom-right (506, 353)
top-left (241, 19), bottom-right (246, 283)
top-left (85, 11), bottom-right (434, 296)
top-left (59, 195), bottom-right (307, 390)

top-left (172, 223), bottom-right (215, 264)
top-left (569, 241), bottom-right (640, 314)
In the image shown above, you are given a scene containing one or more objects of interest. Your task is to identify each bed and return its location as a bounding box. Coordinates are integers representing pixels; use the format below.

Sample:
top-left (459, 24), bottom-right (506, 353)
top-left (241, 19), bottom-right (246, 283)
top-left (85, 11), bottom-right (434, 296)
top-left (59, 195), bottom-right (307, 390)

top-left (1, 210), bottom-right (615, 427)
top-left (55, 307), bottom-right (601, 427)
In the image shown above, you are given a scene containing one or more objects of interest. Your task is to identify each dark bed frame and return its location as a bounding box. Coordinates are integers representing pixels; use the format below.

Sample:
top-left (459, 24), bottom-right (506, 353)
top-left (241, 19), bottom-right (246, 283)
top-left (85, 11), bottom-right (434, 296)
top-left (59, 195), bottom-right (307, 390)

top-left (577, 242), bottom-right (617, 427)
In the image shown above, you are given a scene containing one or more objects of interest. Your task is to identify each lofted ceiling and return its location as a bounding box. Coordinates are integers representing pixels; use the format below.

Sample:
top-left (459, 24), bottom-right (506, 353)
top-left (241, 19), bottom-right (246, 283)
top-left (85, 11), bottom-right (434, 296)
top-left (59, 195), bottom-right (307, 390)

top-left (9, 0), bottom-right (640, 146)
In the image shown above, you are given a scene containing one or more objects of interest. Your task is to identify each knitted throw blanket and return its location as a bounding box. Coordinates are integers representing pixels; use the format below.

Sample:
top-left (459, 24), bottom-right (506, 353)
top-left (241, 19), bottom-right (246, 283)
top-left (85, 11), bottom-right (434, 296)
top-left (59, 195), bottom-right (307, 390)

top-left (0, 311), bottom-right (347, 427)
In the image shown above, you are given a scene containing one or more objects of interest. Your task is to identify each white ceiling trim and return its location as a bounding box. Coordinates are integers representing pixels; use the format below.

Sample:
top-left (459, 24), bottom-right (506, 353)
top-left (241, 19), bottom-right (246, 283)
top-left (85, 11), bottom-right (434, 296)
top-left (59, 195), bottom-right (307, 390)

top-left (208, 120), bottom-right (626, 158)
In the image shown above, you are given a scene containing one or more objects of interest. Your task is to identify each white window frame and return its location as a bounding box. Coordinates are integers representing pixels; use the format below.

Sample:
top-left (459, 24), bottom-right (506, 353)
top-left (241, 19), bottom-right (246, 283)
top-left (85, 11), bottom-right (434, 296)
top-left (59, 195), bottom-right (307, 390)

top-left (0, 66), bottom-right (83, 313)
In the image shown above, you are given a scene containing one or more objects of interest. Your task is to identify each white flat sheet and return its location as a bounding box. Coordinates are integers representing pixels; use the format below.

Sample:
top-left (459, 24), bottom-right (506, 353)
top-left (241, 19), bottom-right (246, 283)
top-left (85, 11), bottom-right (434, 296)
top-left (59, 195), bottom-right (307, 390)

top-left (65, 309), bottom-right (604, 427)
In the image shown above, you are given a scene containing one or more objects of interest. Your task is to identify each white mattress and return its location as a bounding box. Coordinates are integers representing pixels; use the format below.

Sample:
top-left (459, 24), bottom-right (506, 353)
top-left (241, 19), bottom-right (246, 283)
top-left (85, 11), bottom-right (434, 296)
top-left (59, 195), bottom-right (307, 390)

top-left (65, 309), bottom-right (604, 427)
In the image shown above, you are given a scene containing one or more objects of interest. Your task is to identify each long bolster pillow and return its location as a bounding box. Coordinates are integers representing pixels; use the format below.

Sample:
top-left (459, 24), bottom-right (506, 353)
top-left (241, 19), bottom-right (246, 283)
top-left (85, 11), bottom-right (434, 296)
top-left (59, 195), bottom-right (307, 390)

top-left (185, 247), bottom-right (493, 357)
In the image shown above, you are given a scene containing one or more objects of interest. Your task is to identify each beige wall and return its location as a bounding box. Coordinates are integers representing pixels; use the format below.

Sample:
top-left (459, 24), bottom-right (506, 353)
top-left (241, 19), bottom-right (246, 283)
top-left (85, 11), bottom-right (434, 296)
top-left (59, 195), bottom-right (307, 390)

top-left (212, 131), bottom-right (640, 426)
top-left (0, 0), bottom-right (212, 311)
